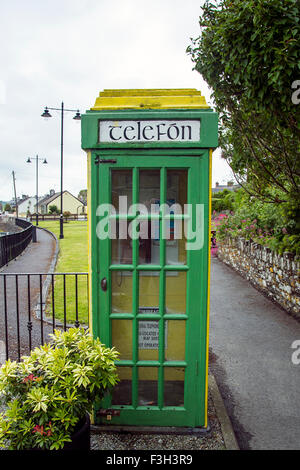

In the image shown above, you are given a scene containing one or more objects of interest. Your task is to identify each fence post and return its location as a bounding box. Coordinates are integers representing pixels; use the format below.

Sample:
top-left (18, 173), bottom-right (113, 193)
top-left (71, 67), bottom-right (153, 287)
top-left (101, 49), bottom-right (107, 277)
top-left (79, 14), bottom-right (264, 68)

top-left (32, 225), bottom-right (37, 242)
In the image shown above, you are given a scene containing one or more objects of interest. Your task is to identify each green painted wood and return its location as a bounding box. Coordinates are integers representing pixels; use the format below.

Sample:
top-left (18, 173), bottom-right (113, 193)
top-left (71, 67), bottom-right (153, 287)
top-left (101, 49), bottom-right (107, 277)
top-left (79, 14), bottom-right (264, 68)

top-left (158, 167), bottom-right (166, 410)
top-left (90, 153), bottom-right (210, 427)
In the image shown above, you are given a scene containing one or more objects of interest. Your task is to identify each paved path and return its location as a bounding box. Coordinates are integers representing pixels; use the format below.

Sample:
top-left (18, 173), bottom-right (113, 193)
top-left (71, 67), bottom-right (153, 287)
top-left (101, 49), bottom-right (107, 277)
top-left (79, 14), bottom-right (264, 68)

top-left (209, 257), bottom-right (300, 450)
top-left (0, 228), bottom-right (56, 361)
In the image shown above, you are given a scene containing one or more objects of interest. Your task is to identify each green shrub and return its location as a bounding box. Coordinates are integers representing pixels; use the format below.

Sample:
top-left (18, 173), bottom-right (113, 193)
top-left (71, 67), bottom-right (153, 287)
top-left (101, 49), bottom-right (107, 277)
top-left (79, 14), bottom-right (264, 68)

top-left (0, 328), bottom-right (119, 450)
top-left (214, 188), bottom-right (300, 256)
top-left (211, 189), bottom-right (235, 213)
top-left (63, 211), bottom-right (72, 222)
top-left (48, 205), bottom-right (59, 215)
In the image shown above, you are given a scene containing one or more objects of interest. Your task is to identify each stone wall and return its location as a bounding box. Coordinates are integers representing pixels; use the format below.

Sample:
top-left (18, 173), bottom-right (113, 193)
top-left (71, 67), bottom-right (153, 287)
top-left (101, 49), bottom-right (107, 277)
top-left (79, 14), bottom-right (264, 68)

top-left (217, 237), bottom-right (300, 318)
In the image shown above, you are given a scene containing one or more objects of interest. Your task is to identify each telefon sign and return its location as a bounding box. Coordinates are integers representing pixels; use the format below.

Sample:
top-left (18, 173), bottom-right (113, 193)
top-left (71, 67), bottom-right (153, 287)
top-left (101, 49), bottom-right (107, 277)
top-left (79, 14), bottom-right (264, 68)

top-left (99, 119), bottom-right (201, 143)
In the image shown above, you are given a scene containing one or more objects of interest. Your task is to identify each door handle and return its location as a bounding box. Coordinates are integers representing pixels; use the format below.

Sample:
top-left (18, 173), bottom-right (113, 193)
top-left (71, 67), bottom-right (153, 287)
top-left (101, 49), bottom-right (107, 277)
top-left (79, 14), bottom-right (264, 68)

top-left (101, 277), bottom-right (107, 291)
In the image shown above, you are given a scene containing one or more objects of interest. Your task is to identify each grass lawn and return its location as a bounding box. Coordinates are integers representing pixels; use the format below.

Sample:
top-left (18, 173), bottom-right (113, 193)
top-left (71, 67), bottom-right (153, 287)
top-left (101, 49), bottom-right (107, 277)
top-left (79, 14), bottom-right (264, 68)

top-left (38, 220), bottom-right (89, 325)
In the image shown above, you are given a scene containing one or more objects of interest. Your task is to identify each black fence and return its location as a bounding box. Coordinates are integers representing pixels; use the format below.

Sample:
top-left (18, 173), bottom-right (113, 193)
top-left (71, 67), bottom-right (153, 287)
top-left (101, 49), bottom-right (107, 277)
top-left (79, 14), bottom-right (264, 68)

top-left (0, 219), bottom-right (36, 268)
top-left (29, 214), bottom-right (87, 222)
top-left (0, 272), bottom-right (89, 362)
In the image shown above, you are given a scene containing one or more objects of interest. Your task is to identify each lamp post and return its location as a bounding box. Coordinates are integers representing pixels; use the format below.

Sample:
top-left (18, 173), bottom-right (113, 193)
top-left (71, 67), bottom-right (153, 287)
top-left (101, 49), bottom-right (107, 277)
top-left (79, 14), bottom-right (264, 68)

top-left (26, 155), bottom-right (48, 226)
top-left (41, 103), bottom-right (81, 239)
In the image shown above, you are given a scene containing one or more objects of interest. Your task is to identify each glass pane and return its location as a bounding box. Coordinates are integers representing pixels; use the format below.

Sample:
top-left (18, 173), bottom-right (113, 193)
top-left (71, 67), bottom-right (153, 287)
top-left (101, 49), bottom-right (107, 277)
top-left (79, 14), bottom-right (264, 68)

top-left (166, 219), bottom-right (187, 265)
top-left (165, 219), bottom-right (187, 266)
top-left (166, 169), bottom-right (187, 207)
top-left (138, 367), bottom-right (158, 406)
top-left (164, 320), bottom-right (186, 361)
top-left (165, 271), bottom-right (186, 315)
top-left (164, 368), bottom-right (185, 407)
top-left (139, 271), bottom-right (159, 310)
top-left (111, 319), bottom-right (132, 360)
top-left (111, 271), bottom-right (132, 313)
top-left (111, 220), bottom-right (132, 264)
top-left (138, 320), bottom-right (159, 361)
top-left (111, 170), bottom-right (132, 213)
top-left (139, 170), bottom-right (160, 208)
top-left (111, 367), bottom-right (132, 406)
top-left (139, 221), bottom-right (160, 265)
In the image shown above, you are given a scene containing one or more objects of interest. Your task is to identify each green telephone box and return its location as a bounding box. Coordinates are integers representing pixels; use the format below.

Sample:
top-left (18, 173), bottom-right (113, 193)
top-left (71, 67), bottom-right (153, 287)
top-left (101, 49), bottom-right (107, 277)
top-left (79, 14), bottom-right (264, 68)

top-left (81, 89), bottom-right (218, 429)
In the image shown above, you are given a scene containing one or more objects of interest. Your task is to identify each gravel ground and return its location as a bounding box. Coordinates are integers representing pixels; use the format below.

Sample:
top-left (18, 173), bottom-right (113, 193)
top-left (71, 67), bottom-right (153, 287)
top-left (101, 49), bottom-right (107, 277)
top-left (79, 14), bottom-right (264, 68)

top-left (90, 392), bottom-right (226, 450)
top-left (0, 221), bottom-right (22, 233)
top-left (0, 392), bottom-right (225, 450)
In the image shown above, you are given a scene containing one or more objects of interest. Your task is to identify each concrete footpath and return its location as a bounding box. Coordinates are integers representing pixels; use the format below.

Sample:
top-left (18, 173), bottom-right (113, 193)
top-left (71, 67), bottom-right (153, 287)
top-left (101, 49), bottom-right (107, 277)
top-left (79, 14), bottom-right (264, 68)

top-left (0, 228), bottom-right (57, 360)
top-left (209, 257), bottom-right (300, 450)
top-left (0, 227), bottom-right (56, 275)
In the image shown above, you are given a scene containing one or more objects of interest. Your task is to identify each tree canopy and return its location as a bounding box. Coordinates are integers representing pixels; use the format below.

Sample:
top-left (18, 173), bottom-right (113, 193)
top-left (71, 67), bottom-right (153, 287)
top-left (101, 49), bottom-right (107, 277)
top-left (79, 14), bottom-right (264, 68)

top-left (78, 189), bottom-right (87, 204)
top-left (187, 0), bottom-right (300, 206)
top-left (48, 205), bottom-right (59, 214)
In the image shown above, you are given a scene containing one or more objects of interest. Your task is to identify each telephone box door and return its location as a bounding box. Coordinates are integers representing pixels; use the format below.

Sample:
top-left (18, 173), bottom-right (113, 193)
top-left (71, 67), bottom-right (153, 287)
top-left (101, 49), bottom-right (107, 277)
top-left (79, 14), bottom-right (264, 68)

top-left (94, 152), bottom-right (210, 428)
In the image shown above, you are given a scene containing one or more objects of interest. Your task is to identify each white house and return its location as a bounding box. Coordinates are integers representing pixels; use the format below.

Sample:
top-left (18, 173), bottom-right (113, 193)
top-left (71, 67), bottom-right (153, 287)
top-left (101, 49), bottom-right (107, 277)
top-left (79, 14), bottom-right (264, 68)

top-left (17, 196), bottom-right (38, 216)
top-left (38, 190), bottom-right (86, 214)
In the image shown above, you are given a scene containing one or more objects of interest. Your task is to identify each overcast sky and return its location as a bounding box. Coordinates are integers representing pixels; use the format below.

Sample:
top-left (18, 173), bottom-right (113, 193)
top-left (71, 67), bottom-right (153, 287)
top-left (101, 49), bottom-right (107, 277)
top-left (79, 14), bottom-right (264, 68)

top-left (0, 0), bottom-right (233, 203)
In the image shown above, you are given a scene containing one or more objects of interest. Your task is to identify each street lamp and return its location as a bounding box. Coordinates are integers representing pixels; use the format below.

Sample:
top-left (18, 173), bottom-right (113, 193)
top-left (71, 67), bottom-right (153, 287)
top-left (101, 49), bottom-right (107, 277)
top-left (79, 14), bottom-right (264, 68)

top-left (26, 155), bottom-right (48, 226)
top-left (41, 102), bottom-right (81, 239)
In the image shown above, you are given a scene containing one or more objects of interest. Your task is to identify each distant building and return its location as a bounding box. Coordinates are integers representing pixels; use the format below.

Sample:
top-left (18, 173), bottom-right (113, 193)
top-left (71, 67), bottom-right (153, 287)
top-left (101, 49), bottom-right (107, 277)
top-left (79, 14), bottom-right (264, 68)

top-left (212, 181), bottom-right (240, 194)
top-left (38, 190), bottom-right (86, 214)
top-left (17, 196), bottom-right (39, 217)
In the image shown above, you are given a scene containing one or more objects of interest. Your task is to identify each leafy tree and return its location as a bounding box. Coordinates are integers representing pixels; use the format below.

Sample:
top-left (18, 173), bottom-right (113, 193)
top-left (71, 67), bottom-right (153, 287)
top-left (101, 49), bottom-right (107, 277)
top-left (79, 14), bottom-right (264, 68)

top-left (78, 190), bottom-right (87, 204)
top-left (48, 205), bottom-right (59, 215)
top-left (4, 203), bottom-right (11, 212)
top-left (187, 0), bottom-right (300, 205)
top-left (215, 187), bottom-right (300, 255)
top-left (212, 188), bottom-right (235, 212)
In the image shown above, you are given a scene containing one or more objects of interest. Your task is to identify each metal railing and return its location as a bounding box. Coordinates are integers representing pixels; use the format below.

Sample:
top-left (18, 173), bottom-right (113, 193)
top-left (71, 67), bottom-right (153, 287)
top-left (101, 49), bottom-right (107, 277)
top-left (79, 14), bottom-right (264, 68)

top-left (0, 219), bottom-right (36, 268)
top-left (0, 272), bottom-right (89, 362)
top-left (29, 214), bottom-right (87, 222)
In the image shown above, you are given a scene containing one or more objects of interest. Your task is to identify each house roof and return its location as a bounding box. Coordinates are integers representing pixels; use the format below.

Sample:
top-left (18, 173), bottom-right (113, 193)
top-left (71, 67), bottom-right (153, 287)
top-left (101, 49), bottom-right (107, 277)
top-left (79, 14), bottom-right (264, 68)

top-left (17, 196), bottom-right (32, 207)
top-left (39, 192), bottom-right (61, 206)
top-left (40, 190), bottom-right (86, 207)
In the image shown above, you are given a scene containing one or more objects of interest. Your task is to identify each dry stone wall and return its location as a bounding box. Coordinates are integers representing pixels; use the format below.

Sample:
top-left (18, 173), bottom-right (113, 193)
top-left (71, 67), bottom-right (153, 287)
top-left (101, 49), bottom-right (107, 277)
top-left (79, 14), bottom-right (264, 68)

top-left (217, 237), bottom-right (300, 319)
